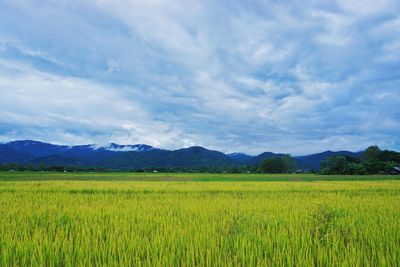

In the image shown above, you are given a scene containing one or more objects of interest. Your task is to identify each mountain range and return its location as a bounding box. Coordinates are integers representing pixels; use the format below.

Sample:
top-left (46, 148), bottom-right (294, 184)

top-left (0, 140), bottom-right (364, 170)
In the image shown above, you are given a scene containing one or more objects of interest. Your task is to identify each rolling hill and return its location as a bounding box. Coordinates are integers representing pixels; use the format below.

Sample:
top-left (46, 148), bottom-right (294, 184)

top-left (0, 140), bottom-right (364, 170)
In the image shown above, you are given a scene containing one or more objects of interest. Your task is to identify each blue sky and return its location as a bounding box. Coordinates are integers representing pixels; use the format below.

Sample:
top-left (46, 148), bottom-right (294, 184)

top-left (0, 0), bottom-right (399, 155)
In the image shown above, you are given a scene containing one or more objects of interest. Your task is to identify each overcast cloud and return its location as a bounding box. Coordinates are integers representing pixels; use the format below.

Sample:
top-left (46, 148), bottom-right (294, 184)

top-left (0, 0), bottom-right (399, 155)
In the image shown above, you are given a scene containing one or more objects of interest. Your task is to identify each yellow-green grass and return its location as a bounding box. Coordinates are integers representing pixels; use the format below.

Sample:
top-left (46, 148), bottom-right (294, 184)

top-left (0, 179), bottom-right (399, 266)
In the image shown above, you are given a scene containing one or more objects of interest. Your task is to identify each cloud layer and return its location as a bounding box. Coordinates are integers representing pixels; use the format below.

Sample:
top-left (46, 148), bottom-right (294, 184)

top-left (0, 0), bottom-right (399, 155)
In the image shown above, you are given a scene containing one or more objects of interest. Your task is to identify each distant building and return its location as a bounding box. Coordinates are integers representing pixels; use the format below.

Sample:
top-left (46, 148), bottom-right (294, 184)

top-left (390, 167), bottom-right (400, 175)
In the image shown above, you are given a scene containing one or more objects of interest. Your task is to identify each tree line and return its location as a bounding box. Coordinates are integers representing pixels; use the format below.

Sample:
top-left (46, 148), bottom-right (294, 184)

top-left (320, 146), bottom-right (400, 175)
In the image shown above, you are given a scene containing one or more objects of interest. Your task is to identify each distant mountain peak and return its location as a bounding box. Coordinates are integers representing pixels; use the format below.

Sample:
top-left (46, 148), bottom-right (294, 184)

top-left (94, 143), bottom-right (156, 152)
top-left (9, 140), bottom-right (48, 145)
top-left (187, 146), bottom-right (205, 149)
top-left (227, 152), bottom-right (249, 156)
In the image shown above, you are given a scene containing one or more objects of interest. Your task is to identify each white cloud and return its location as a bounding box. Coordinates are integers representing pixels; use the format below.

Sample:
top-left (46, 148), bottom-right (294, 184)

top-left (312, 11), bottom-right (353, 46)
top-left (336, 0), bottom-right (396, 16)
top-left (0, 0), bottom-right (399, 154)
top-left (0, 58), bottom-right (191, 148)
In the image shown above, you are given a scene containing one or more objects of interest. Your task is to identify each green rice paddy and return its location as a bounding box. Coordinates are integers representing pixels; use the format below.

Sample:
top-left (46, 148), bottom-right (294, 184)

top-left (0, 172), bottom-right (399, 266)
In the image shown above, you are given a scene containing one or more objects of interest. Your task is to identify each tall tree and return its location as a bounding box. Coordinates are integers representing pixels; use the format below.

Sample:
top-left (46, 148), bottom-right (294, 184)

top-left (364, 146), bottom-right (382, 161)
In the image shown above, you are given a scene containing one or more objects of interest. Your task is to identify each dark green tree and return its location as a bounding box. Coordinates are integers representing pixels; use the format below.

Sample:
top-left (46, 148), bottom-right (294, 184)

top-left (363, 159), bottom-right (386, 174)
top-left (345, 162), bottom-right (366, 175)
top-left (282, 154), bottom-right (296, 172)
top-left (378, 150), bottom-right (400, 163)
top-left (321, 156), bottom-right (349, 174)
top-left (258, 155), bottom-right (296, 173)
top-left (364, 145), bottom-right (382, 161)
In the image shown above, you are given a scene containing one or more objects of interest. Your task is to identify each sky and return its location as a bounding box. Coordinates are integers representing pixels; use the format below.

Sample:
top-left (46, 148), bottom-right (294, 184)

top-left (0, 0), bottom-right (399, 155)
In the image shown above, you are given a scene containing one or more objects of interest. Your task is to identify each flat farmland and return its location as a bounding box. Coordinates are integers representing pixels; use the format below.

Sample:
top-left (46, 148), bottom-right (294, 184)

top-left (0, 172), bottom-right (399, 266)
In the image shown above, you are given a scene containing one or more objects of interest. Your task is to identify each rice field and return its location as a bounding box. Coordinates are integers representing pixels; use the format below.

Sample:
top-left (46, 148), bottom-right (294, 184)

top-left (0, 172), bottom-right (399, 266)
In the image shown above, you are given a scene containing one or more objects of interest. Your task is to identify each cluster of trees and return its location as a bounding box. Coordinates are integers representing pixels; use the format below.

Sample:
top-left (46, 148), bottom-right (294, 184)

top-left (0, 163), bottom-right (108, 172)
top-left (1, 160), bottom-right (287, 174)
top-left (321, 146), bottom-right (400, 175)
top-left (257, 154), bottom-right (296, 173)
top-left (0, 162), bottom-right (255, 173)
